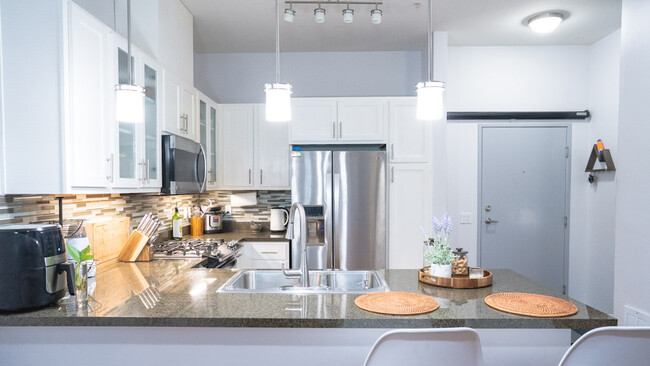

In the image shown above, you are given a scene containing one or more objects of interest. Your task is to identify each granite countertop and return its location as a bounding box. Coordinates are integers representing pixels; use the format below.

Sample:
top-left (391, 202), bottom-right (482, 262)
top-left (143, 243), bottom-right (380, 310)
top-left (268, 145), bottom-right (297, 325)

top-left (0, 260), bottom-right (616, 329)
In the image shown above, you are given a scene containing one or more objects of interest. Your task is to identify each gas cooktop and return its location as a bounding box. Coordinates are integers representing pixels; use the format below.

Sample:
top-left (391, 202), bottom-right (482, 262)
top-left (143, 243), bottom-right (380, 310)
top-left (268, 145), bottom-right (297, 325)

top-left (153, 238), bottom-right (242, 267)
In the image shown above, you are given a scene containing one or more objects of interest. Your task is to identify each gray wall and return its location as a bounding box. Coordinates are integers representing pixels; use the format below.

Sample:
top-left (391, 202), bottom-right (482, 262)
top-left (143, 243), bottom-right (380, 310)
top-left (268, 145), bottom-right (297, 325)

top-left (194, 51), bottom-right (421, 103)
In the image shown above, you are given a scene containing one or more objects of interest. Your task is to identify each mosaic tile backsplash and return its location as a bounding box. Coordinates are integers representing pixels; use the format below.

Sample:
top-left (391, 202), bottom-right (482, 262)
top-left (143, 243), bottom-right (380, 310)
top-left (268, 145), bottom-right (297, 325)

top-left (0, 191), bottom-right (291, 232)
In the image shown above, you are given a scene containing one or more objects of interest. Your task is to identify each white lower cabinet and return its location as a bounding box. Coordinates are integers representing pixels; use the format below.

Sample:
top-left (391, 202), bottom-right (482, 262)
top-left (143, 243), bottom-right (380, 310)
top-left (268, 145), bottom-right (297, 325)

top-left (237, 241), bottom-right (290, 269)
top-left (388, 163), bottom-right (433, 269)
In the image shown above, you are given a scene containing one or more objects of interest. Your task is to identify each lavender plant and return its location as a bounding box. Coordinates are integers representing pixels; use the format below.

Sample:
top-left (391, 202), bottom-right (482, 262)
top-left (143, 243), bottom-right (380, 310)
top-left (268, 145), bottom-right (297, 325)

top-left (423, 213), bottom-right (455, 265)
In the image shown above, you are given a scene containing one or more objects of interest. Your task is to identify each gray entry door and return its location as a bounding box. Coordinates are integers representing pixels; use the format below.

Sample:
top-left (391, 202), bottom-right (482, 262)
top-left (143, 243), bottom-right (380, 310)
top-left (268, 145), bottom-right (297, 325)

top-left (479, 126), bottom-right (569, 293)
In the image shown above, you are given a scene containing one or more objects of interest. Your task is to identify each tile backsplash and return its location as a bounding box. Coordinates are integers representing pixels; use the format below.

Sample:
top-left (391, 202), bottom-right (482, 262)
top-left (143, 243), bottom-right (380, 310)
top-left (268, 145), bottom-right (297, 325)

top-left (0, 191), bottom-right (291, 232)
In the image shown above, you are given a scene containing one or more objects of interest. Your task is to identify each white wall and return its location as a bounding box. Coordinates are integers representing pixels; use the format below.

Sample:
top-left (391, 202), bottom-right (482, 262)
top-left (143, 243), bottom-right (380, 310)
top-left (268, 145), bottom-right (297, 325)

top-left (193, 51), bottom-right (421, 103)
top-left (613, 0), bottom-right (650, 322)
top-left (569, 30), bottom-right (620, 315)
top-left (444, 45), bottom-right (591, 269)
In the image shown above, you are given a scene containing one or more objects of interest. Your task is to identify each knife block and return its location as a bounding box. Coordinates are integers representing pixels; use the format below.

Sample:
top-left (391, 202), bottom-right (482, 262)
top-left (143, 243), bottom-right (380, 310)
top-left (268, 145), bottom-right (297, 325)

top-left (118, 230), bottom-right (149, 262)
top-left (135, 244), bottom-right (154, 262)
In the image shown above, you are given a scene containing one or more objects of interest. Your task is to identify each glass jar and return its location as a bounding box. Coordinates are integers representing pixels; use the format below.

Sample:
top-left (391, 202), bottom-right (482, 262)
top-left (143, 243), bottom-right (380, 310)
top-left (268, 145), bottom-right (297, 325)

top-left (452, 247), bottom-right (469, 276)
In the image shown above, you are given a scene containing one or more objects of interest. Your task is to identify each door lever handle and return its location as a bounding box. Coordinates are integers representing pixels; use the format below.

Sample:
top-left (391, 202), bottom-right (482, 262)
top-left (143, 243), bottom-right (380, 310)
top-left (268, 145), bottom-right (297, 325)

top-left (484, 218), bottom-right (498, 224)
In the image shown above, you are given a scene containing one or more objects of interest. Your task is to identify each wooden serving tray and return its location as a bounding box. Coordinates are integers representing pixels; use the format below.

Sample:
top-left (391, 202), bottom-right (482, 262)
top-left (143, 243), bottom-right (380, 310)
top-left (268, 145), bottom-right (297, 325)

top-left (418, 268), bottom-right (493, 289)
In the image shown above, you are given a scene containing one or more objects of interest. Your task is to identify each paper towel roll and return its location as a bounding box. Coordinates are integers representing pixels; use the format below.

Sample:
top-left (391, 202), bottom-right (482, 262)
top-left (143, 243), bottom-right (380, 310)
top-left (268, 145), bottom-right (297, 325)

top-left (230, 192), bottom-right (258, 207)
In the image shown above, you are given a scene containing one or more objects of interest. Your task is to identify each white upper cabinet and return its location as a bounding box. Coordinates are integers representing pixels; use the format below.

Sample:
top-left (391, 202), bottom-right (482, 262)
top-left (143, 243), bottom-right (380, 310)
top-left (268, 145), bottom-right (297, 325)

top-left (290, 99), bottom-right (338, 142)
top-left (219, 104), bottom-right (290, 190)
top-left (162, 70), bottom-right (197, 141)
top-left (337, 98), bottom-right (386, 141)
top-left (67, 3), bottom-right (112, 190)
top-left (256, 106), bottom-right (291, 189)
top-left (388, 98), bottom-right (432, 163)
top-left (220, 105), bottom-right (255, 188)
top-left (290, 98), bottom-right (387, 144)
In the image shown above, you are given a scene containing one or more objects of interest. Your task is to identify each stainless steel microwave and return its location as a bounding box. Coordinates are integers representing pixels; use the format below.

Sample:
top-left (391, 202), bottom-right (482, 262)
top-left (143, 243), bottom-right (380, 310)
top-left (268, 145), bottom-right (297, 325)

top-left (161, 135), bottom-right (207, 194)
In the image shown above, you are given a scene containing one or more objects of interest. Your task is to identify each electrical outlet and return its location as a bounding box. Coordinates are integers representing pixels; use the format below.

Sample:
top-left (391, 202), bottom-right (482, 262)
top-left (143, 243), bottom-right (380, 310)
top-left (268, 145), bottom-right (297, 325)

top-left (225, 205), bottom-right (232, 215)
top-left (184, 207), bottom-right (190, 219)
top-left (460, 212), bottom-right (471, 224)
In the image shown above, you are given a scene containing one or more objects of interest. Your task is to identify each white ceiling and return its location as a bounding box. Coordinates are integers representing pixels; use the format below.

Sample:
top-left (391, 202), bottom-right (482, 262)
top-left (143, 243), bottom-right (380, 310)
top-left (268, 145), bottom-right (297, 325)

top-left (182, 0), bottom-right (621, 54)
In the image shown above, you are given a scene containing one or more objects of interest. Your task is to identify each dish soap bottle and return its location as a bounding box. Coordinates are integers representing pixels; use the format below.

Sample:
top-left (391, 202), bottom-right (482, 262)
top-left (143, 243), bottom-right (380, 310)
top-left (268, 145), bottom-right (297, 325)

top-left (172, 207), bottom-right (182, 240)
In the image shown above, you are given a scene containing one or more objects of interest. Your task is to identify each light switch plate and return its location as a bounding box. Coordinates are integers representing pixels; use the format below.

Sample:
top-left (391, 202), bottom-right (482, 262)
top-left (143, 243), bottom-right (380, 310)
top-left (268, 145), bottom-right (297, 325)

top-left (460, 212), bottom-right (471, 224)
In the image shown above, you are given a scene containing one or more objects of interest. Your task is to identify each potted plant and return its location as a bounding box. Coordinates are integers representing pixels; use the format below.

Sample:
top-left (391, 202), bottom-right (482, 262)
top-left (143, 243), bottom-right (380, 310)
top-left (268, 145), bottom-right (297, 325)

top-left (423, 214), bottom-right (455, 277)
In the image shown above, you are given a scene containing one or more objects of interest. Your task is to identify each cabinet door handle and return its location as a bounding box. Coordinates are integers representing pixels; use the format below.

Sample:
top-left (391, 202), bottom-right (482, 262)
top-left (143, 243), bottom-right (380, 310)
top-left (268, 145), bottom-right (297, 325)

top-left (339, 121), bottom-right (342, 139)
top-left (391, 143), bottom-right (395, 158)
top-left (332, 121), bottom-right (336, 139)
top-left (260, 169), bottom-right (263, 185)
top-left (260, 251), bottom-right (278, 255)
top-left (146, 159), bottom-right (150, 183)
top-left (106, 154), bottom-right (114, 183)
top-left (248, 169), bottom-right (252, 185)
top-left (391, 166), bottom-right (394, 183)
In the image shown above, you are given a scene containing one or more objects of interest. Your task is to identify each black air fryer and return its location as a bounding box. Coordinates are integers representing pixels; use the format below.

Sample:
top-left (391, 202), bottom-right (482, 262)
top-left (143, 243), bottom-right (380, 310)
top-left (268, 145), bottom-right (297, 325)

top-left (0, 224), bottom-right (75, 311)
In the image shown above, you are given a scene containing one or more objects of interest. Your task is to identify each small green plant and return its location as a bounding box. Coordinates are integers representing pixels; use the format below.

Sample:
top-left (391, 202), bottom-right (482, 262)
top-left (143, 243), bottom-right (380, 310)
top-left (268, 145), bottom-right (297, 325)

top-left (66, 243), bottom-right (94, 288)
top-left (422, 213), bottom-right (455, 265)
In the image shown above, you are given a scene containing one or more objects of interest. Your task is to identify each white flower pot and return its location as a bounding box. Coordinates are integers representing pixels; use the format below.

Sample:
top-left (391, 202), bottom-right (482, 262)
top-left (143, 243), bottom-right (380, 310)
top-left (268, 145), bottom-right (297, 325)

top-left (430, 263), bottom-right (452, 278)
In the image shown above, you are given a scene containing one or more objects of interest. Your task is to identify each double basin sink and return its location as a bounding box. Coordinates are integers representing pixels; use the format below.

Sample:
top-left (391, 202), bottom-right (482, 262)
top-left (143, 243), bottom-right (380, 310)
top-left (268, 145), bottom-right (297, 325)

top-left (217, 269), bottom-right (389, 294)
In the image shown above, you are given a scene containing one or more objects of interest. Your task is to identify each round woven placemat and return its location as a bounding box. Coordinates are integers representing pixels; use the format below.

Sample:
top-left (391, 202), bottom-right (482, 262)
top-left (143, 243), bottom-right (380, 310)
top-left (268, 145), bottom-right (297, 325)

top-left (354, 292), bottom-right (439, 315)
top-left (484, 292), bottom-right (578, 318)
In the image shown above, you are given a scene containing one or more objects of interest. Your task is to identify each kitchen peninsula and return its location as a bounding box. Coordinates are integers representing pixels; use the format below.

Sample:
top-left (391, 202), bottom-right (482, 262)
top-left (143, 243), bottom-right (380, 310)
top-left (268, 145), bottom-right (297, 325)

top-left (0, 260), bottom-right (615, 366)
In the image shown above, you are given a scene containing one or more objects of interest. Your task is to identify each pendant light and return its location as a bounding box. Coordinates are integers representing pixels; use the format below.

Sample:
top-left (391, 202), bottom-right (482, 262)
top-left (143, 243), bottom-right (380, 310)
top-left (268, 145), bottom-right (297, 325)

top-left (265, 0), bottom-right (292, 122)
top-left (416, 0), bottom-right (445, 120)
top-left (115, 0), bottom-right (144, 123)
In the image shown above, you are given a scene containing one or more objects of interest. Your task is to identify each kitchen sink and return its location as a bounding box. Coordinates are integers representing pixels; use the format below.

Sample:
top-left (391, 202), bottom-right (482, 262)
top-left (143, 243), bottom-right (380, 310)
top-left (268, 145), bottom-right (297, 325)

top-left (217, 269), bottom-right (389, 294)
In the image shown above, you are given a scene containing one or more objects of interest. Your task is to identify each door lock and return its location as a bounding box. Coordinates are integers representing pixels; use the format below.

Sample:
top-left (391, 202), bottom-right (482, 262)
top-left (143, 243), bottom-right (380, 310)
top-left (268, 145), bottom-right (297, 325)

top-left (484, 205), bottom-right (491, 212)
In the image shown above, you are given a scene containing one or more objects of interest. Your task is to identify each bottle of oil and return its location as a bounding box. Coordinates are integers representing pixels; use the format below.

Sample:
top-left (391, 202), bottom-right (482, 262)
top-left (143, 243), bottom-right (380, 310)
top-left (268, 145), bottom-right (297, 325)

top-left (172, 207), bottom-right (182, 239)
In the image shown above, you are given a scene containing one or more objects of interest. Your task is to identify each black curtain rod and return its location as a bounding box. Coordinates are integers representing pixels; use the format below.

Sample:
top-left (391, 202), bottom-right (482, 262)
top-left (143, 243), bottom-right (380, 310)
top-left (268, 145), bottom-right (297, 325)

top-left (447, 110), bottom-right (590, 120)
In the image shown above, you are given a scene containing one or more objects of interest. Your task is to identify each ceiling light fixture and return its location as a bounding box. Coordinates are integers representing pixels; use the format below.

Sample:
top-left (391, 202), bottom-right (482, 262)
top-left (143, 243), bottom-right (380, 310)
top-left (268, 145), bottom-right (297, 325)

top-left (526, 11), bottom-right (567, 34)
top-left (115, 0), bottom-right (144, 123)
top-left (370, 5), bottom-right (382, 24)
top-left (265, 0), bottom-right (292, 122)
top-left (284, 3), bottom-right (296, 22)
top-left (284, 1), bottom-right (382, 24)
top-left (314, 6), bottom-right (326, 23)
top-left (342, 5), bottom-right (354, 23)
top-left (416, 0), bottom-right (445, 121)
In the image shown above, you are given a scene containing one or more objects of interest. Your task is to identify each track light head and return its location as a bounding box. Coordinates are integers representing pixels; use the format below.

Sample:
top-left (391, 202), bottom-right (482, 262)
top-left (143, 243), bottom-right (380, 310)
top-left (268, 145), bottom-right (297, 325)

top-left (342, 8), bottom-right (354, 23)
top-left (314, 7), bottom-right (326, 23)
top-left (284, 8), bottom-right (296, 22)
top-left (370, 8), bottom-right (382, 24)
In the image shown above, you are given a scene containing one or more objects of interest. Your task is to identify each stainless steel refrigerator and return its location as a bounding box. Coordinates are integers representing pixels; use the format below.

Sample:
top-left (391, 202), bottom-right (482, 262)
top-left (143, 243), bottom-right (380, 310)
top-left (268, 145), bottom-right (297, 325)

top-left (290, 146), bottom-right (386, 270)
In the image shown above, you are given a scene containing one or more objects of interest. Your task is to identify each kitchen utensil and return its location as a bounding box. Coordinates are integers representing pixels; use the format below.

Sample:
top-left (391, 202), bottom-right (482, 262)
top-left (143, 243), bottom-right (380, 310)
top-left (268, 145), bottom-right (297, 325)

top-left (270, 207), bottom-right (289, 232)
top-left (0, 224), bottom-right (76, 311)
top-left (250, 221), bottom-right (263, 232)
top-left (203, 206), bottom-right (225, 234)
top-left (85, 217), bottom-right (130, 262)
top-left (119, 213), bottom-right (159, 262)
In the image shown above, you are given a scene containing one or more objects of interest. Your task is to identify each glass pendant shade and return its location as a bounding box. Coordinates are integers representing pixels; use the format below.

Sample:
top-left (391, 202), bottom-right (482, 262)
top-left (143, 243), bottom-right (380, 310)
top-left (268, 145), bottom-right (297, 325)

top-left (415, 81), bottom-right (445, 120)
top-left (314, 8), bottom-right (325, 23)
top-left (342, 8), bottom-right (354, 23)
top-left (265, 83), bottom-right (292, 122)
top-left (115, 84), bottom-right (145, 123)
top-left (284, 9), bottom-right (296, 22)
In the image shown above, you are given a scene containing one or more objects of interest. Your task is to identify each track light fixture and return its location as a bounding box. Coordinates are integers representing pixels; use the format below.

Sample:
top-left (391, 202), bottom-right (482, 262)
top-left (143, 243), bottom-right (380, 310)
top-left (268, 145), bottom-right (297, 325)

top-left (284, 1), bottom-right (382, 24)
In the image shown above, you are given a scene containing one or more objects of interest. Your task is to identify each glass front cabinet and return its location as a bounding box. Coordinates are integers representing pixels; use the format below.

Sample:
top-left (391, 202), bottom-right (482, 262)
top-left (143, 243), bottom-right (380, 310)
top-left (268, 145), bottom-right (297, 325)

top-left (197, 91), bottom-right (219, 190)
top-left (111, 35), bottom-right (161, 190)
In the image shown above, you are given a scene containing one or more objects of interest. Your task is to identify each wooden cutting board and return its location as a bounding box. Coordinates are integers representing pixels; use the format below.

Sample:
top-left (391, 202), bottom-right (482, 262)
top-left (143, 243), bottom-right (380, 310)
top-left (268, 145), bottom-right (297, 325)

top-left (85, 217), bottom-right (130, 262)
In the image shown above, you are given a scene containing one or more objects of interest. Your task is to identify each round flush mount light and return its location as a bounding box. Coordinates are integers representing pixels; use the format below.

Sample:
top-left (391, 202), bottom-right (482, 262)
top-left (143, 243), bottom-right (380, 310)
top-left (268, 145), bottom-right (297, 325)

top-left (525, 11), bottom-right (569, 34)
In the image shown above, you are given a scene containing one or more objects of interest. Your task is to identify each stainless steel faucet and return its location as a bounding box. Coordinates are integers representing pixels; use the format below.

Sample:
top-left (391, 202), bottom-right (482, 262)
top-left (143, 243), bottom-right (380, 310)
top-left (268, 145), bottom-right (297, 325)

top-left (282, 203), bottom-right (310, 287)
